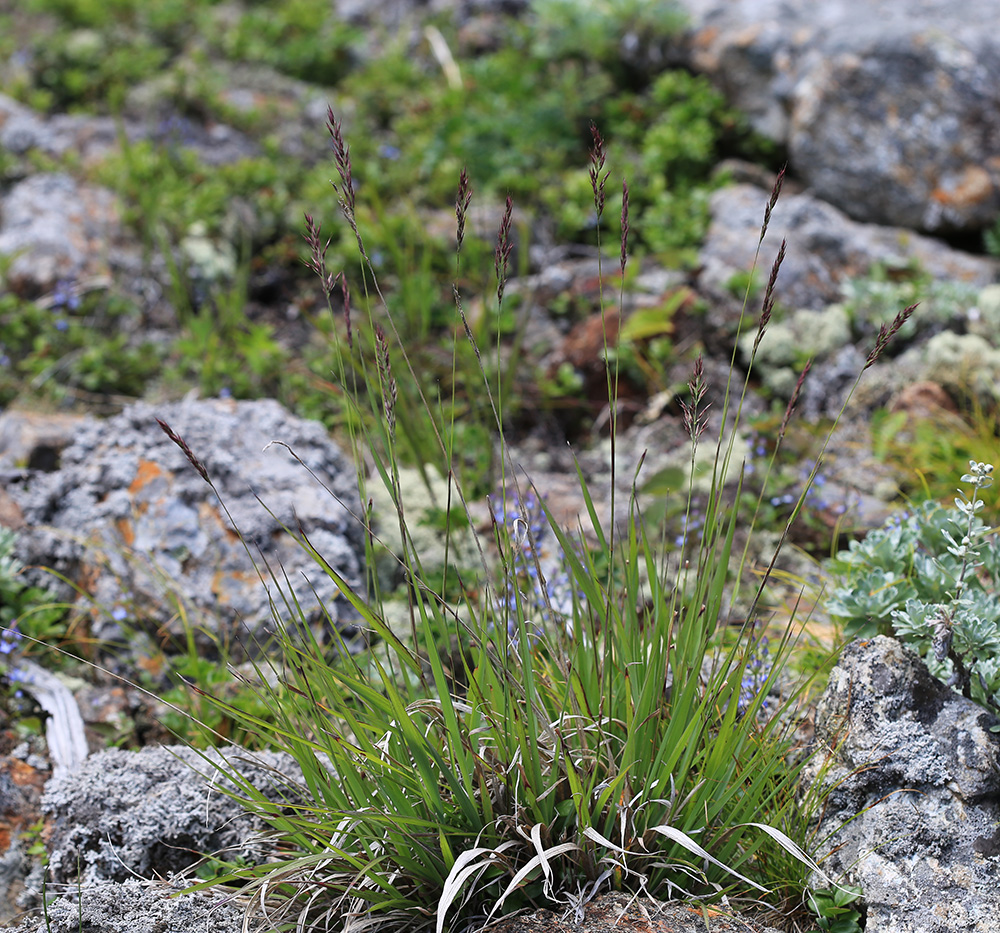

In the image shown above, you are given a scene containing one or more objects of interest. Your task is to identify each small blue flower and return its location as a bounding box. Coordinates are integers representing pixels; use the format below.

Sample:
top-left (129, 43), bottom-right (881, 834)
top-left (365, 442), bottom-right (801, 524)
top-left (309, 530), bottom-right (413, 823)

top-left (111, 606), bottom-right (128, 622)
top-left (0, 624), bottom-right (21, 655)
top-left (378, 144), bottom-right (401, 160)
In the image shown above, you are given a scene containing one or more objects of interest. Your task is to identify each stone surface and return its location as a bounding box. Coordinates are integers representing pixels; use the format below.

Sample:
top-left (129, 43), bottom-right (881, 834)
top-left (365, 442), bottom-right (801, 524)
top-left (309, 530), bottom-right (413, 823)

top-left (0, 173), bottom-right (123, 297)
top-left (805, 636), bottom-right (1000, 933)
top-left (3, 878), bottom-right (245, 933)
top-left (674, 0), bottom-right (1000, 232)
top-left (40, 744), bottom-right (299, 886)
top-left (0, 409), bottom-right (90, 473)
top-left (700, 183), bottom-right (997, 314)
top-left (486, 893), bottom-right (783, 933)
top-left (7, 398), bottom-right (365, 653)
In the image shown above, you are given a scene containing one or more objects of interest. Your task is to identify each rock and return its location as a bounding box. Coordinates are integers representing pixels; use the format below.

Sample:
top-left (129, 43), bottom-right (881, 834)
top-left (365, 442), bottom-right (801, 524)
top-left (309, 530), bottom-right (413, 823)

top-left (699, 183), bottom-right (997, 314)
top-left (3, 878), bottom-right (244, 933)
top-left (0, 740), bottom-right (47, 926)
top-left (6, 398), bottom-right (365, 655)
top-left (804, 636), bottom-right (1000, 933)
top-left (0, 93), bottom-right (129, 167)
top-left (674, 0), bottom-right (1000, 232)
top-left (40, 744), bottom-right (299, 886)
top-left (0, 410), bottom-right (91, 473)
top-left (0, 174), bottom-right (123, 297)
top-left (485, 892), bottom-right (783, 933)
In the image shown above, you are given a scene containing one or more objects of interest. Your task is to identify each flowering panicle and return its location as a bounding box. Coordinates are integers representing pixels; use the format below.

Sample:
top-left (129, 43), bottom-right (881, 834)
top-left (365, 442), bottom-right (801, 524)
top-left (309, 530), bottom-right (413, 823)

top-left (753, 238), bottom-right (786, 354)
top-left (156, 418), bottom-right (211, 485)
top-left (326, 109), bottom-right (366, 259)
top-left (374, 324), bottom-right (396, 437)
top-left (456, 167), bottom-right (473, 255)
top-left (759, 164), bottom-right (785, 245)
top-left (620, 179), bottom-right (630, 275)
top-left (866, 302), bottom-right (918, 369)
top-left (303, 214), bottom-right (353, 349)
top-left (302, 214), bottom-right (335, 295)
top-left (589, 122), bottom-right (609, 220)
top-left (495, 195), bottom-right (514, 305)
top-left (779, 359), bottom-right (811, 441)
top-left (679, 355), bottom-right (710, 442)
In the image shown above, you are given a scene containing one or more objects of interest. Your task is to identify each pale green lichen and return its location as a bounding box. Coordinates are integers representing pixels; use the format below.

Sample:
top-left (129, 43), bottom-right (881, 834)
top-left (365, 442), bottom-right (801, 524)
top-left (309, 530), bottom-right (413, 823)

top-left (913, 331), bottom-right (1000, 402)
top-left (367, 465), bottom-right (481, 578)
top-left (740, 304), bottom-right (850, 397)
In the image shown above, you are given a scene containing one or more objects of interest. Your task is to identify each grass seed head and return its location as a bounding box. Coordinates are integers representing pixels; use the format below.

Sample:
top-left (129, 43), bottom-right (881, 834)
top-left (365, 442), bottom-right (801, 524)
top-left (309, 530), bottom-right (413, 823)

top-left (753, 237), bottom-right (786, 354)
top-left (156, 418), bottom-right (211, 484)
top-left (456, 167), bottom-right (473, 254)
top-left (760, 163), bottom-right (786, 244)
top-left (866, 302), bottom-right (919, 369)
top-left (589, 121), bottom-right (610, 220)
top-left (620, 178), bottom-right (630, 275)
top-left (495, 195), bottom-right (514, 305)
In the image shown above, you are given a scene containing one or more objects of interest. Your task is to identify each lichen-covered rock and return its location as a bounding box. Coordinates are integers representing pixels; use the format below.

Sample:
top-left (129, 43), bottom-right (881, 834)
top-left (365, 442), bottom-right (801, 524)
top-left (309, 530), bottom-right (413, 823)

top-left (4, 878), bottom-right (245, 933)
top-left (41, 744), bottom-right (300, 886)
top-left (805, 636), bottom-right (1000, 933)
top-left (0, 174), bottom-right (122, 297)
top-left (8, 398), bottom-right (365, 654)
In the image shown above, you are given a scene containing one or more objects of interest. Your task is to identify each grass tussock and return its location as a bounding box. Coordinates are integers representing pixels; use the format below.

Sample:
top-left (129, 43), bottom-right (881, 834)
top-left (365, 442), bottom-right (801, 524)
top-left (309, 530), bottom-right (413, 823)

top-left (149, 114), bottom-right (912, 933)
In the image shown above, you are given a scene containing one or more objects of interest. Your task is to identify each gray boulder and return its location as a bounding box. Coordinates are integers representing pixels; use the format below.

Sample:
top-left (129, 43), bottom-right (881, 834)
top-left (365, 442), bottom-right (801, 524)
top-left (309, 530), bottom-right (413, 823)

top-left (805, 636), bottom-right (1000, 933)
top-left (7, 398), bottom-right (365, 654)
top-left (40, 744), bottom-right (299, 886)
top-left (674, 0), bottom-right (1000, 232)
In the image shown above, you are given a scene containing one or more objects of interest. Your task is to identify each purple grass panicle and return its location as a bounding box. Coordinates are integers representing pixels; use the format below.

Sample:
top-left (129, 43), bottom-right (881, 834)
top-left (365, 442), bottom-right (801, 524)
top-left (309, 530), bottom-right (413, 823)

top-left (759, 164), bottom-right (786, 245)
top-left (620, 179), bottom-right (630, 276)
top-left (866, 302), bottom-right (919, 369)
top-left (495, 195), bottom-right (514, 305)
top-left (156, 419), bottom-right (211, 485)
top-left (779, 359), bottom-right (811, 440)
top-left (326, 109), bottom-right (367, 259)
top-left (589, 122), bottom-right (609, 221)
top-left (456, 167), bottom-right (473, 255)
top-left (753, 238), bottom-right (786, 355)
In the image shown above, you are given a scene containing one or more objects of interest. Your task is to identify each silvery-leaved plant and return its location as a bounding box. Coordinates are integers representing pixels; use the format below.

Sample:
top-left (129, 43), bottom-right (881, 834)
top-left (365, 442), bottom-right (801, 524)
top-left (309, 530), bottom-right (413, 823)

top-left (826, 460), bottom-right (1000, 717)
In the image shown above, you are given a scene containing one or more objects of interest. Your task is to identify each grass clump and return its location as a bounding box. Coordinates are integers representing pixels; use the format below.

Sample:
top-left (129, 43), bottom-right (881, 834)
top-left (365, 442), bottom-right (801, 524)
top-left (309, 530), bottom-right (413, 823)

top-left (142, 117), bottom-right (918, 933)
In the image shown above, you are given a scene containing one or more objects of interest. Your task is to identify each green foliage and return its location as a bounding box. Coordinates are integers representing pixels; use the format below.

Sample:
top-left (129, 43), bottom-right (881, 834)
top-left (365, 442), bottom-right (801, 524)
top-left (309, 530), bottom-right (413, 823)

top-left (984, 216), bottom-right (1000, 258)
top-left (212, 0), bottom-right (358, 85)
top-left (0, 529), bottom-right (65, 638)
top-left (870, 399), bottom-right (1000, 528)
top-left (826, 462), bottom-right (1000, 716)
top-left (0, 288), bottom-right (162, 408)
top-left (22, 26), bottom-right (168, 112)
top-left (157, 653), bottom-right (277, 749)
top-left (530, 0), bottom-right (687, 68)
top-left (806, 884), bottom-right (864, 933)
